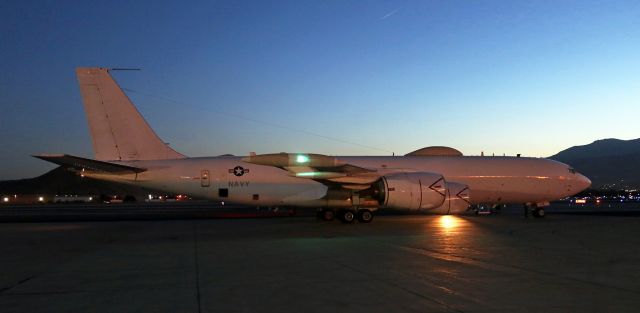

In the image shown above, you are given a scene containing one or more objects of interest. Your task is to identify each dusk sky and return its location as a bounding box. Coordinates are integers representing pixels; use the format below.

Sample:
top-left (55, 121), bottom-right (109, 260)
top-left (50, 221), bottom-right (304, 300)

top-left (1, 1), bottom-right (639, 180)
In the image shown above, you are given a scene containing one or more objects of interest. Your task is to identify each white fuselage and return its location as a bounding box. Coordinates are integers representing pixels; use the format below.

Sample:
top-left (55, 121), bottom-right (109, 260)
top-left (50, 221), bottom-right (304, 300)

top-left (86, 155), bottom-right (591, 208)
top-left (67, 68), bottom-right (591, 213)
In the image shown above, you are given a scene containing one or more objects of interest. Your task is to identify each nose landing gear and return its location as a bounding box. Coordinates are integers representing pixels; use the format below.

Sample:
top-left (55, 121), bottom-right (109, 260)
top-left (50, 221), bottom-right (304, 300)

top-left (524, 203), bottom-right (547, 218)
top-left (532, 207), bottom-right (545, 218)
top-left (318, 209), bottom-right (335, 221)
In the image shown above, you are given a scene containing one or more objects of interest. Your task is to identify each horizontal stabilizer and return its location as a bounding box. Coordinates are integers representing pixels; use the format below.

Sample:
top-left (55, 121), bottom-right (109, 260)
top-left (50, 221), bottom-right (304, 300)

top-left (33, 154), bottom-right (146, 173)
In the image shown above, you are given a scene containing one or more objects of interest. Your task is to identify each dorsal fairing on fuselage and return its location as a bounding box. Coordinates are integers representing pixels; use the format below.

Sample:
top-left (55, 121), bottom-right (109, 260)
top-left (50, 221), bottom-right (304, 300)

top-left (405, 146), bottom-right (463, 157)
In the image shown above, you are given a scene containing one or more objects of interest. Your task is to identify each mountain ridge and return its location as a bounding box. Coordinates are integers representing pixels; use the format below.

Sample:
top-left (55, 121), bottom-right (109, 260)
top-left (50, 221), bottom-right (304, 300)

top-left (550, 138), bottom-right (640, 188)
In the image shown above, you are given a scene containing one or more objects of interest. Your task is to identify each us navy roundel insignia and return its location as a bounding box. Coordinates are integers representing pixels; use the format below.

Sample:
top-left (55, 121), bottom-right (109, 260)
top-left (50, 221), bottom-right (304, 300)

top-left (229, 166), bottom-right (249, 177)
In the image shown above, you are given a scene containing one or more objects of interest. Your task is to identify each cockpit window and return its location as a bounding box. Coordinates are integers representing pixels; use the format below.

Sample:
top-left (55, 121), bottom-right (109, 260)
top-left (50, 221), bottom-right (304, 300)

top-left (568, 168), bottom-right (576, 174)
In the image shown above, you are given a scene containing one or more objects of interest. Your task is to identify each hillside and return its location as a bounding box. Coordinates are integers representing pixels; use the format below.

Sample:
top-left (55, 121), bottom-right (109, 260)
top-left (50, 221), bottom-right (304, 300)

top-left (550, 138), bottom-right (640, 188)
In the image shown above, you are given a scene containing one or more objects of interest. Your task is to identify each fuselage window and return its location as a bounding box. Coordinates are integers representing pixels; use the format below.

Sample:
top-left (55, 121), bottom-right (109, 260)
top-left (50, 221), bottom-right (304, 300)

top-left (568, 168), bottom-right (576, 174)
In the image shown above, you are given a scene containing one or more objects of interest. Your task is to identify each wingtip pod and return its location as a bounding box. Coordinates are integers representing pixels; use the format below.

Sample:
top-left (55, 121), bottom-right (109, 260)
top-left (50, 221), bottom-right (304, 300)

top-left (76, 67), bottom-right (186, 161)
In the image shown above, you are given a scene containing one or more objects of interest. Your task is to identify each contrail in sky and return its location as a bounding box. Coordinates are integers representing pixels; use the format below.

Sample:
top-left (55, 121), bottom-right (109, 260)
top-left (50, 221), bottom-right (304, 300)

top-left (380, 7), bottom-right (401, 20)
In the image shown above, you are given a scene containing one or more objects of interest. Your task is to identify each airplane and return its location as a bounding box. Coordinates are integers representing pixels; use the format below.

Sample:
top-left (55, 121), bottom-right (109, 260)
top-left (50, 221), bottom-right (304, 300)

top-left (34, 67), bottom-right (591, 223)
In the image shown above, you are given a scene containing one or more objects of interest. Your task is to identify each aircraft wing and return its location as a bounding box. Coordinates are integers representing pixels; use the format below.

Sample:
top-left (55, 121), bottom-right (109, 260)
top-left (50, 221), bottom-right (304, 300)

top-left (242, 153), bottom-right (382, 189)
top-left (33, 154), bottom-right (146, 173)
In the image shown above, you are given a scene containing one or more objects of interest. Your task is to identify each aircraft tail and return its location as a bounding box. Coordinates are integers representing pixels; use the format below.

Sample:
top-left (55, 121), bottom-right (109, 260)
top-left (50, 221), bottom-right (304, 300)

top-left (76, 68), bottom-right (185, 161)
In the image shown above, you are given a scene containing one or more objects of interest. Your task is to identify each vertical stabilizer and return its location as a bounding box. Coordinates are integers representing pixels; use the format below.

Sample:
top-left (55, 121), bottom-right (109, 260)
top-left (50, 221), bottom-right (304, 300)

top-left (76, 68), bottom-right (185, 161)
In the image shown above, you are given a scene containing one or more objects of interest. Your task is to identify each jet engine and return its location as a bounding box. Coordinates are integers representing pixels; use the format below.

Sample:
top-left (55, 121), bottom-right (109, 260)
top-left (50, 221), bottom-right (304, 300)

top-left (374, 172), bottom-right (447, 210)
top-left (429, 182), bottom-right (471, 214)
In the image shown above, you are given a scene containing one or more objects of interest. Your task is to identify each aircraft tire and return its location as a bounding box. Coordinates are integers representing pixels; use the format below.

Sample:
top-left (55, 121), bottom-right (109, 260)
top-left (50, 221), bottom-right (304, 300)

top-left (533, 207), bottom-right (546, 218)
top-left (357, 209), bottom-right (374, 223)
top-left (321, 209), bottom-right (335, 221)
top-left (338, 209), bottom-right (356, 224)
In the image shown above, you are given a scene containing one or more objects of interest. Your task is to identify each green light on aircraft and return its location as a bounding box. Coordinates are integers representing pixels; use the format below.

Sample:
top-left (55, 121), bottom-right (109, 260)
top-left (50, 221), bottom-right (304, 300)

top-left (296, 155), bottom-right (310, 163)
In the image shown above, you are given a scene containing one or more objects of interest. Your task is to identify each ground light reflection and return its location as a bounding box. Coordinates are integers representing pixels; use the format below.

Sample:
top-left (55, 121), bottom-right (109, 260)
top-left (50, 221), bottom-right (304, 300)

top-left (439, 215), bottom-right (459, 231)
top-left (437, 215), bottom-right (469, 235)
top-left (431, 215), bottom-right (471, 257)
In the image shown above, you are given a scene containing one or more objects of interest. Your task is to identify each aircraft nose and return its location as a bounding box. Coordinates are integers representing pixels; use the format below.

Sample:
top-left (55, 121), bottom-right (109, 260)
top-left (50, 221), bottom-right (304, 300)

top-left (576, 173), bottom-right (591, 191)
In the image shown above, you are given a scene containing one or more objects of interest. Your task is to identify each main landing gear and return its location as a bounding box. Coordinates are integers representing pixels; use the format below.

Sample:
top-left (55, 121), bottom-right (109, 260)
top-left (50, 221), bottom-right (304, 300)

top-left (317, 208), bottom-right (375, 224)
top-left (357, 209), bottom-right (374, 223)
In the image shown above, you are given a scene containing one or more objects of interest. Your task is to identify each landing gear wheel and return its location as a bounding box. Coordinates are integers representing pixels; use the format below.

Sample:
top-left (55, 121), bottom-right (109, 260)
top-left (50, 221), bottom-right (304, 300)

top-left (357, 209), bottom-right (374, 223)
top-left (320, 209), bottom-right (335, 221)
top-left (338, 210), bottom-right (356, 224)
top-left (533, 207), bottom-right (545, 218)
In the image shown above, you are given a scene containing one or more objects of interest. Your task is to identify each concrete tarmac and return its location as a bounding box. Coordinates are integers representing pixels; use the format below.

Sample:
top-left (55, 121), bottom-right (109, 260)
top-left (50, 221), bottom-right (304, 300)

top-left (1, 209), bottom-right (640, 312)
top-left (0, 202), bottom-right (296, 222)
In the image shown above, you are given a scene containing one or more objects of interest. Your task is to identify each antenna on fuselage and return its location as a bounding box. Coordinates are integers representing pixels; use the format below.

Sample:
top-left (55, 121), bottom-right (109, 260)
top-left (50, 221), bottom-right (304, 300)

top-left (109, 68), bottom-right (142, 71)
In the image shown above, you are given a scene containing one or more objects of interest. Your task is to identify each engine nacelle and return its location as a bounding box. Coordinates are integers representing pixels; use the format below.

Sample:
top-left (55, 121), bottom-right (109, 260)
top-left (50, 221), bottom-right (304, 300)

top-left (429, 182), bottom-right (471, 214)
top-left (377, 172), bottom-right (447, 210)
